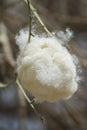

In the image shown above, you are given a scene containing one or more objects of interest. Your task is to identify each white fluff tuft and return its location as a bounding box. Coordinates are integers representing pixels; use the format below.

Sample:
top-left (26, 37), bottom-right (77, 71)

top-left (53, 28), bottom-right (73, 45)
top-left (15, 29), bottom-right (29, 51)
top-left (16, 29), bottom-right (78, 102)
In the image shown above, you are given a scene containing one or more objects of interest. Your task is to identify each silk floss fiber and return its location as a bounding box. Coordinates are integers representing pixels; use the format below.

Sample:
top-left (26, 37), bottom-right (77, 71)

top-left (16, 29), bottom-right (79, 102)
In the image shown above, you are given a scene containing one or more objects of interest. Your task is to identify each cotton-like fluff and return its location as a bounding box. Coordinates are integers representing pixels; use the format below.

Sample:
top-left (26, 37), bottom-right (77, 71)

top-left (16, 30), bottom-right (78, 102)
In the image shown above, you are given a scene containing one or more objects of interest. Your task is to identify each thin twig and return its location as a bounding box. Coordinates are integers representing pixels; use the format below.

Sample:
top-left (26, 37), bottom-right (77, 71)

top-left (23, 0), bottom-right (52, 36)
top-left (16, 78), bottom-right (44, 122)
top-left (0, 80), bottom-right (44, 120)
top-left (0, 78), bottom-right (16, 88)
top-left (27, 0), bottom-right (32, 42)
top-left (0, 83), bottom-right (7, 88)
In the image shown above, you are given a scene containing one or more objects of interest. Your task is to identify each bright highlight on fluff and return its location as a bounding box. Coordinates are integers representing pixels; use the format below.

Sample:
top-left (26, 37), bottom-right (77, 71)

top-left (16, 29), bottom-right (78, 102)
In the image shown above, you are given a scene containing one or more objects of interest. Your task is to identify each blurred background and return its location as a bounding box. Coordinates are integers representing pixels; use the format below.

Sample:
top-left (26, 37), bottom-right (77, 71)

top-left (0, 0), bottom-right (87, 130)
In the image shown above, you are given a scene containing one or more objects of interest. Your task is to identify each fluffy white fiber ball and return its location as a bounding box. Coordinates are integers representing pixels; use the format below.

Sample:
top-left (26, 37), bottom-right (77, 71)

top-left (16, 30), bottom-right (78, 102)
